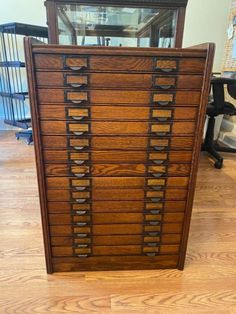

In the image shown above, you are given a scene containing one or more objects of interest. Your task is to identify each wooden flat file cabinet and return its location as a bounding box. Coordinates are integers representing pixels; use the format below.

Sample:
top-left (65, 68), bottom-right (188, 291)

top-left (25, 38), bottom-right (214, 273)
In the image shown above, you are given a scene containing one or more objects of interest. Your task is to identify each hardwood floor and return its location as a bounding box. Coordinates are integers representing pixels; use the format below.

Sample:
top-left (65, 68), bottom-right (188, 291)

top-left (0, 130), bottom-right (236, 313)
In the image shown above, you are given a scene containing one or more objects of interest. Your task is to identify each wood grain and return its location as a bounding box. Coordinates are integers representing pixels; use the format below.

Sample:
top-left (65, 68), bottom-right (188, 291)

top-left (39, 105), bottom-right (198, 121)
top-left (40, 120), bottom-right (196, 136)
top-left (43, 150), bottom-right (193, 163)
top-left (42, 135), bottom-right (194, 150)
top-left (36, 72), bottom-right (203, 90)
top-left (44, 163), bottom-right (191, 177)
top-left (38, 88), bottom-right (201, 106)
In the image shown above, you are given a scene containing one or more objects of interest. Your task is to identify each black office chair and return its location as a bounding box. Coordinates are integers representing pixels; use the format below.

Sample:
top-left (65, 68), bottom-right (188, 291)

top-left (202, 76), bottom-right (236, 169)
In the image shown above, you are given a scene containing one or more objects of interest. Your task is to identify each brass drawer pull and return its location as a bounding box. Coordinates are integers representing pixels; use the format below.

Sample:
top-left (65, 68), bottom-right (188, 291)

top-left (150, 198), bottom-right (161, 202)
top-left (73, 146), bottom-right (86, 150)
top-left (74, 173), bottom-right (86, 178)
top-left (77, 254), bottom-right (89, 258)
top-left (147, 243), bottom-right (159, 247)
top-left (156, 101), bottom-right (171, 106)
top-left (156, 84), bottom-right (172, 90)
top-left (151, 173), bottom-right (163, 178)
top-left (73, 131), bottom-right (86, 136)
top-left (76, 244), bottom-right (89, 248)
top-left (150, 210), bottom-right (161, 214)
top-left (153, 146), bottom-right (165, 151)
top-left (76, 222), bottom-right (88, 226)
top-left (66, 91), bottom-right (88, 104)
top-left (71, 100), bottom-right (85, 104)
top-left (72, 116), bottom-right (85, 121)
top-left (69, 66), bottom-right (85, 71)
top-left (152, 160), bottom-right (164, 165)
top-left (74, 186), bottom-right (87, 191)
top-left (65, 73), bottom-right (88, 88)
top-left (151, 186), bottom-right (162, 191)
top-left (75, 210), bottom-right (87, 215)
top-left (156, 67), bottom-right (175, 73)
top-left (145, 252), bottom-right (157, 257)
top-left (69, 83), bottom-right (85, 88)
top-left (64, 56), bottom-right (87, 71)
top-left (155, 132), bottom-right (169, 136)
top-left (155, 117), bottom-right (169, 122)
top-left (148, 232), bottom-right (160, 237)
top-left (148, 221), bottom-right (160, 226)
top-left (75, 199), bottom-right (87, 203)
top-left (76, 233), bottom-right (88, 238)
top-left (74, 160), bottom-right (85, 165)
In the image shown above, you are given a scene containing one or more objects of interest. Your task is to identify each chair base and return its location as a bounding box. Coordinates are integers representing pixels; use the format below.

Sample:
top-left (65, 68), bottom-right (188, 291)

top-left (202, 116), bottom-right (224, 169)
top-left (202, 142), bottom-right (224, 169)
top-left (15, 130), bottom-right (33, 145)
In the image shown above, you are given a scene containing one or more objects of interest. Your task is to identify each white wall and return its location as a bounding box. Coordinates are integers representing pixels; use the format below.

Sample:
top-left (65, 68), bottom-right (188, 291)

top-left (0, 0), bottom-right (46, 26)
top-left (183, 0), bottom-right (231, 71)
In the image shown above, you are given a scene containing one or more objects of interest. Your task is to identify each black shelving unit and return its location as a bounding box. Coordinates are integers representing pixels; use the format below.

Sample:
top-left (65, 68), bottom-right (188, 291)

top-left (0, 22), bottom-right (48, 144)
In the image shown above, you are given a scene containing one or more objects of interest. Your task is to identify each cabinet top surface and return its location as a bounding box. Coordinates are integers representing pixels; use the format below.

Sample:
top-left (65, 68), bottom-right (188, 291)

top-left (29, 40), bottom-right (211, 58)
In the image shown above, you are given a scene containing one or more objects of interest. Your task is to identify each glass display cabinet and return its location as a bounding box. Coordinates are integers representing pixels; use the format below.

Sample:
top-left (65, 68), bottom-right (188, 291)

top-left (45, 0), bottom-right (188, 48)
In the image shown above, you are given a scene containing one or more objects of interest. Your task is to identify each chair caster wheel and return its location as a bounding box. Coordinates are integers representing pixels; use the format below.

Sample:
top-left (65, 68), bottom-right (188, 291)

top-left (214, 160), bottom-right (223, 169)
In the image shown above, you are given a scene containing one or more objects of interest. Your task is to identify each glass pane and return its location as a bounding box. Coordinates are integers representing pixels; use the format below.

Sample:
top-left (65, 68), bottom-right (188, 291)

top-left (57, 4), bottom-right (177, 47)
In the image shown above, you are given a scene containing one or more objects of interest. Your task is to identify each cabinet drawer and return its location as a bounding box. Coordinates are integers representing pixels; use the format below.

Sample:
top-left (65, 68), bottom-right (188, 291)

top-left (35, 54), bottom-right (205, 73)
top-left (40, 121), bottom-right (196, 136)
top-left (46, 177), bottom-right (189, 189)
top-left (47, 200), bottom-right (186, 213)
top-left (39, 105), bottom-right (198, 121)
top-left (49, 212), bottom-right (184, 225)
top-left (42, 136), bottom-right (194, 150)
top-left (51, 244), bottom-right (180, 257)
top-left (36, 72), bottom-right (203, 90)
top-left (43, 150), bottom-right (192, 163)
top-left (37, 89), bottom-right (201, 106)
top-left (50, 223), bottom-right (183, 236)
top-left (45, 163), bottom-right (191, 177)
top-left (52, 255), bottom-right (179, 271)
top-left (51, 234), bottom-right (182, 246)
top-left (47, 188), bottom-right (187, 201)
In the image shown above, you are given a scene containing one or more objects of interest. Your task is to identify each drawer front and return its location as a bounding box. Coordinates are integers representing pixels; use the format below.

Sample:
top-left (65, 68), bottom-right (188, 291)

top-left (36, 72), bottom-right (203, 90)
top-left (51, 255), bottom-right (179, 271)
top-left (46, 177), bottom-right (189, 189)
top-left (50, 223), bottom-right (183, 236)
top-left (37, 89), bottom-right (201, 106)
top-left (44, 163), bottom-right (191, 177)
top-left (43, 150), bottom-right (193, 164)
top-left (34, 54), bottom-right (205, 73)
top-left (49, 212), bottom-right (184, 225)
top-left (47, 200), bottom-right (186, 213)
top-left (51, 234), bottom-right (182, 246)
top-left (51, 244), bottom-right (180, 257)
top-left (39, 105), bottom-right (198, 121)
top-left (40, 121), bottom-right (196, 136)
top-left (42, 136), bottom-right (194, 150)
top-left (47, 188), bottom-right (187, 201)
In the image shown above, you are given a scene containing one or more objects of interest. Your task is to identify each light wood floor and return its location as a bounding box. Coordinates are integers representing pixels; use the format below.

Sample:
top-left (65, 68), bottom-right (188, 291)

top-left (0, 131), bottom-right (236, 314)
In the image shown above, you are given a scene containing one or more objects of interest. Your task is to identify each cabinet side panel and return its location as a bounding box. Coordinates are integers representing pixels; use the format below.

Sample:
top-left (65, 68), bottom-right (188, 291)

top-left (24, 37), bottom-right (53, 273)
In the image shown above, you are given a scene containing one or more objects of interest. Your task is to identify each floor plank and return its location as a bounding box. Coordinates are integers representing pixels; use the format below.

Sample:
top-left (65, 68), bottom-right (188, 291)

top-left (0, 131), bottom-right (236, 313)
